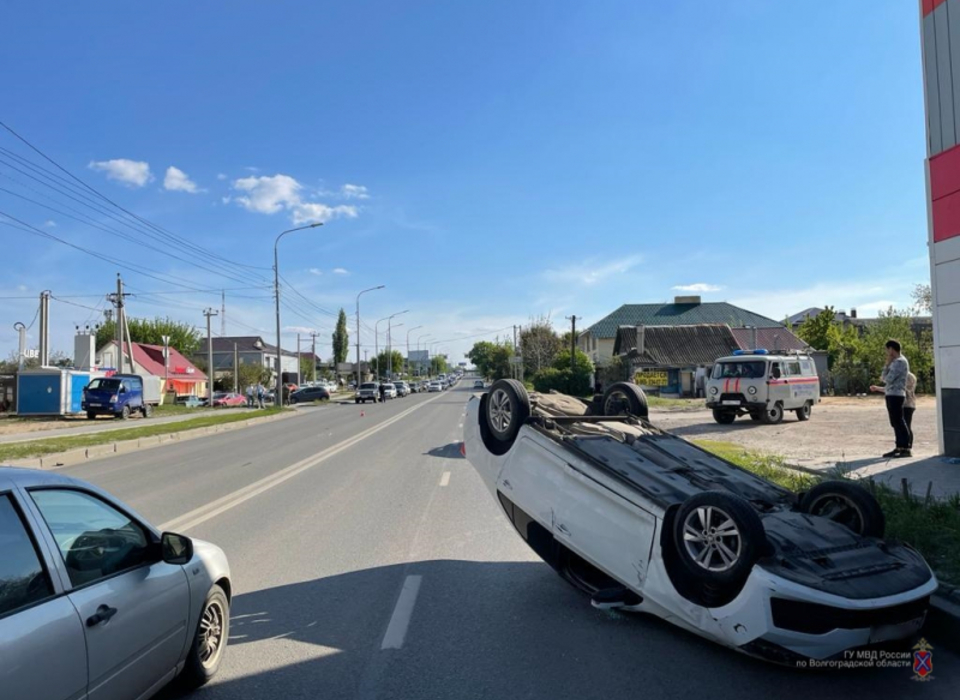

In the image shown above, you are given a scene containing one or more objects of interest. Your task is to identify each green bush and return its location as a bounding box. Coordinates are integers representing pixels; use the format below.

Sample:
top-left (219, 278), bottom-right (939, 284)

top-left (532, 367), bottom-right (592, 396)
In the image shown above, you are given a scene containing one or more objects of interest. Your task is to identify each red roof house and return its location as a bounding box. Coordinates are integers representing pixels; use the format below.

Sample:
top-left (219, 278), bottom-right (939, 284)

top-left (96, 340), bottom-right (208, 396)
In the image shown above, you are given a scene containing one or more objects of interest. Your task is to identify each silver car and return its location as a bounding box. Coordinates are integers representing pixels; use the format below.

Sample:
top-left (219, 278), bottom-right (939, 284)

top-left (0, 467), bottom-right (231, 700)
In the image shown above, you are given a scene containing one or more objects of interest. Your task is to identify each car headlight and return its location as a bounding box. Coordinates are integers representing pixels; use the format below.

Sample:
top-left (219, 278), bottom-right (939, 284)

top-left (110, 394), bottom-right (118, 402)
top-left (748, 386), bottom-right (757, 395)
top-left (710, 387), bottom-right (718, 396)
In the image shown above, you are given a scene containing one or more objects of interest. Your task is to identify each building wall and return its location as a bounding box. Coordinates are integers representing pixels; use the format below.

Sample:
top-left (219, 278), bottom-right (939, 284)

top-left (583, 337), bottom-right (617, 367)
top-left (921, 0), bottom-right (960, 455)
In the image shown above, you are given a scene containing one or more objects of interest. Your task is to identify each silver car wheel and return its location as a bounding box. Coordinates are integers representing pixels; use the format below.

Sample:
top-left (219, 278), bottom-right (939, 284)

top-left (681, 506), bottom-right (742, 573)
top-left (199, 599), bottom-right (226, 669)
top-left (603, 390), bottom-right (631, 416)
top-left (489, 389), bottom-right (513, 433)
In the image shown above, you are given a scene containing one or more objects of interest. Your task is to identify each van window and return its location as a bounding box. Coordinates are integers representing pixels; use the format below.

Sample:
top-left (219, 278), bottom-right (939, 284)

top-left (712, 361), bottom-right (765, 380)
top-left (801, 360), bottom-right (814, 375)
top-left (786, 362), bottom-right (802, 377)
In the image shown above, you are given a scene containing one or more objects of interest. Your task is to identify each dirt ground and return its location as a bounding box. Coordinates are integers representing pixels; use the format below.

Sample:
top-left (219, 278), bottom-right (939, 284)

top-left (650, 396), bottom-right (939, 469)
top-left (0, 414), bottom-right (103, 436)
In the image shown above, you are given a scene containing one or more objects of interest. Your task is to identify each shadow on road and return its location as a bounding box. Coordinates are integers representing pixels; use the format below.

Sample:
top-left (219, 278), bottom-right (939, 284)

top-left (424, 442), bottom-right (465, 459)
top-left (155, 559), bottom-right (951, 700)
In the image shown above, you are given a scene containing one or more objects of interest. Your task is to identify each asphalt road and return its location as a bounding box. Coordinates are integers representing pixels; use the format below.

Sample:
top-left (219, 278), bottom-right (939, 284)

top-left (52, 384), bottom-right (959, 699)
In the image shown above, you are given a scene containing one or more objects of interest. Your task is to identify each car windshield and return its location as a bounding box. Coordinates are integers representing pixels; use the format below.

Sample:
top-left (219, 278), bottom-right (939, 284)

top-left (87, 378), bottom-right (121, 391)
top-left (213, 392), bottom-right (227, 399)
top-left (713, 361), bottom-right (766, 380)
top-left (360, 383), bottom-right (377, 390)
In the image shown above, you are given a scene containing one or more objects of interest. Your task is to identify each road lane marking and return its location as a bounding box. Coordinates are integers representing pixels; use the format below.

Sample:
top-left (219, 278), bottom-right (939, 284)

top-left (380, 575), bottom-right (422, 650)
top-left (159, 392), bottom-right (445, 532)
top-left (439, 471), bottom-right (450, 487)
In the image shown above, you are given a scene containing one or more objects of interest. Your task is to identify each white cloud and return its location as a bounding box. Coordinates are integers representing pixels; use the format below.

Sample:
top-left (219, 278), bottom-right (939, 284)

top-left (284, 325), bottom-right (316, 334)
top-left (44, 220), bottom-right (56, 228)
top-left (88, 158), bottom-right (152, 187)
top-left (542, 255), bottom-right (643, 287)
top-left (332, 267), bottom-right (349, 275)
top-left (216, 173), bottom-right (227, 180)
top-left (341, 183), bottom-right (370, 199)
top-left (163, 166), bottom-right (201, 193)
top-left (17, 284), bottom-right (27, 292)
top-left (309, 268), bottom-right (323, 276)
top-left (672, 283), bottom-right (723, 293)
top-left (729, 281), bottom-right (913, 322)
top-left (231, 174), bottom-right (360, 224)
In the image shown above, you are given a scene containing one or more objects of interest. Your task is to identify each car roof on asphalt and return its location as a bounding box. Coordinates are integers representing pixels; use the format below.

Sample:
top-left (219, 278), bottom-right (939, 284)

top-left (0, 466), bottom-right (82, 489)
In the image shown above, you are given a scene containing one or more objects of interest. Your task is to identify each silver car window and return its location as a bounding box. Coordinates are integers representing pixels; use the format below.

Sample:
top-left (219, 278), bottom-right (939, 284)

top-left (0, 494), bottom-right (55, 617)
top-left (30, 490), bottom-right (151, 589)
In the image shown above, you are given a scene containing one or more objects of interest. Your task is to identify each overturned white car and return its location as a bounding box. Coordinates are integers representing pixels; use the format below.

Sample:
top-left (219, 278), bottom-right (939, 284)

top-left (463, 379), bottom-right (937, 663)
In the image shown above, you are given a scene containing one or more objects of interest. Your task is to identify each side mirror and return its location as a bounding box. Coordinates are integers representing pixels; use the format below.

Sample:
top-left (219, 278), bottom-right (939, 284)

top-left (161, 532), bottom-right (194, 565)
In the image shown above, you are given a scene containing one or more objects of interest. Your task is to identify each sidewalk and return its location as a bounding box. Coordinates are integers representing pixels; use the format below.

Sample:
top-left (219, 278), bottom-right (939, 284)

top-left (806, 453), bottom-right (960, 500)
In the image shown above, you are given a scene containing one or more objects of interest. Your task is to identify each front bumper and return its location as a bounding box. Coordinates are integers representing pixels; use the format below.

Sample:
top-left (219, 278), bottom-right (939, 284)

top-left (706, 399), bottom-right (767, 412)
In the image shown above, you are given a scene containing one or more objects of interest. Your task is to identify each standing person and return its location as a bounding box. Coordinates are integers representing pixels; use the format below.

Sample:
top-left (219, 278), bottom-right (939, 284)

top-left (257, 383), bottom-right (265, 409)
top-left (378, 382), bottom-right (387, 403)
top-left (869, 339), bottom-right (911, 458)
top-left (695, 365), bottom-right (707, 399)
top-left (904, 371), bottom-right (918, 451)
top-left (246, 384), bottom-right (254, 408)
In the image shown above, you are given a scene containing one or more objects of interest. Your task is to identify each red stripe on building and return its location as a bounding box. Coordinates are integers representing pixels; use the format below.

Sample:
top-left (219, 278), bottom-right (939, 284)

top-left (929, 145), bottom-right (960, 242)
top-left (923, 0), bottom-right (948, 17)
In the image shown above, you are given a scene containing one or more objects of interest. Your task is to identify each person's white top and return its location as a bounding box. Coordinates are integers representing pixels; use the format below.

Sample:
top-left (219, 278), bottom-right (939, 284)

top-left (905, 372), bottom-right (917, 409)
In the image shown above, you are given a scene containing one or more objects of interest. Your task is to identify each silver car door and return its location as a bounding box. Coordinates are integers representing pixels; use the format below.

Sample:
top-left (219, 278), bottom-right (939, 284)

top-left (28, 488), bottom-right (190, 700)
top-left (0, 489), bottom-right (87, 700)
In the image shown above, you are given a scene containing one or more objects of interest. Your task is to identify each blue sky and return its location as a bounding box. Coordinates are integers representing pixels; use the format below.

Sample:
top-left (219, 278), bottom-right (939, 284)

top-left (0, 1), bottom-right (932, 363)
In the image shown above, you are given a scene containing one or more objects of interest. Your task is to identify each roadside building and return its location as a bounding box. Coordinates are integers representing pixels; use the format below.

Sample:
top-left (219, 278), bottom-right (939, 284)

top-left (96, 340), bottom-right (207, 397)
top-left (789, 307), bottom-right (933, 339)
top-left (202, 336), bottom-right (299, 385)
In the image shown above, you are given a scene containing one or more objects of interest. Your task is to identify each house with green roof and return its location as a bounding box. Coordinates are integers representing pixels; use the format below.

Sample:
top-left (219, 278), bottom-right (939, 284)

top-left (578, 295), bottom-right (791, 366)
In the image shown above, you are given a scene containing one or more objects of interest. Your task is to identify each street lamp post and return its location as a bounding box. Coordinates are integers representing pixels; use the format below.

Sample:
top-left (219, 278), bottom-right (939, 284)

top-left (355, 285), bottom-right (385, 389)
top-left (274, 222), bottom-right (323, 407)
top-left (416, 333), bottom-right (432, 376)
top-left (387, 322), bottom-right (404, 378)
top-left (405, 325), bottom-right (422, 377)
top-left (375, 310), bottom-right (408, 380)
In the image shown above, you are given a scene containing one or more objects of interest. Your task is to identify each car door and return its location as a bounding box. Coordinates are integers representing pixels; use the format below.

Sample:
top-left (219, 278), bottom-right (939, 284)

top-left (27, 488), bottom-right (190, 700)
top-left (0, 488), bottom-right (87, 700)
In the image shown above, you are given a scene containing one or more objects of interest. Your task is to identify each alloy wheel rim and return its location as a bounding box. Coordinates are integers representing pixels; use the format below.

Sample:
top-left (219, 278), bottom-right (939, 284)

top-left (809, 495), bottom-right (863, 533)
top-left (682, 506), bottom-right (742, 572)
top-left (489, 389), bottom-right (512, 433)
top-left (199, 600), bottom-right (225, 668)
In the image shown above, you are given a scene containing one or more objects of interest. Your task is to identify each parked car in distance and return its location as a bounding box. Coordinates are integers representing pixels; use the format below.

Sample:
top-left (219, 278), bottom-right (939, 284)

top-left (473, 379), bottom-right (485, 389)
top-left (356, 382), bottom-right (380, 403)
top-left (290, 386), bottom-right (331, 403)
top-left (0, 467), bottom-right (232, 700)
top-left (394, 381), bottom-right (410, 397)
top-left (83, 374), bottom-right (154, 420)
top-left (175, 395), bottom-right (207, 408)
top-left (380, 383), bottom-right (398, 399)
top-left (211, 392), bottom-right (246, 407)
top-left (428, 381), bottom-right (443, 392)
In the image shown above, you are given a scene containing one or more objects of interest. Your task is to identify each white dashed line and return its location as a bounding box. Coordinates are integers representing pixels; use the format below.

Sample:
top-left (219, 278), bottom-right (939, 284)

top-left (439, 471), bottom-right (451, 487)
top-left (380, 575), bottom-right (422, 650)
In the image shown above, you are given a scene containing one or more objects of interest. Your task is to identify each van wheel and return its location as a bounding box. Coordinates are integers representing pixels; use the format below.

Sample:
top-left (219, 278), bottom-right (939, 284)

top-left (760, 403), bottom-right (783, 425)
top-left (118, 405), bottom-right (130, 420)
top-left (796, 402), bottom-right (812, 421)
top-left (481, 379), bottom-right (531, 454)
top-left (712, 410), bottom-right (736, 425)
top-left (142, 404), bottom-right (153, 418)
top-left (601, 382), bottom-right (648, 418)
top-left (86, 411), bottom-right (96, 420)
top-left (749, 412), bottom-right (761, 422)
top-left (799, 481), bottom-right (885, 538)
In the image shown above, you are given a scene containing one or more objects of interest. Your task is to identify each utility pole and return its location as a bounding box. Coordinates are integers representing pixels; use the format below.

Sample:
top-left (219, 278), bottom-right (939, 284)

top-left (233, 342), bottom-right (239, 393)
top-left (311, 331), bottom-right (318, 382)
top-left (107, 275), bottom-right (132, 373)
top-left (356, 285), bottom-right (385, 388)
top-left (203, 308), bottom-right (218, 404)
top-left (566, 316), bottom-right (580, 375)
top-left (221, 290), bottom-right (226, 336)
top-left (162, 334), bottom-right (170, 395)
top-left (296, 333), bottom-right (302, 385)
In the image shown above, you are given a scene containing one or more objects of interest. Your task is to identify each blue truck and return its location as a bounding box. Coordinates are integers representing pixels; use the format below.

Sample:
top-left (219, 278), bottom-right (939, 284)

top-left (82, 373), bottom-right (155, 419)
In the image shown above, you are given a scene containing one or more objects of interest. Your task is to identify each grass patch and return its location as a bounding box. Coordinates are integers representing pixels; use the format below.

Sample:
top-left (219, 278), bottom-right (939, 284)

top-left (0, 407), bottom-right (287, 461)
top-left (647, 396), bottom-right (705, 411)
top-left (695, 439), bottom-right (960, 587)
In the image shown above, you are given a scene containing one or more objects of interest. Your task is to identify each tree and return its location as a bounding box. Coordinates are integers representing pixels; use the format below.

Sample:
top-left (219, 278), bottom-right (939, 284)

top-left (796, 307), bottom-right (836, 361)
top-left (299, 355), bottom-right (316, 382)
top-left (373, 350), bottom-right (404, 378)
top-left (467, 340), bottom-right (513, 380)
top-left (520, 316), bottom-right (561, 376)
top-left (332, 309), bottom-right (350, 367)
top-left (96, 317), bottom-right (202, 354)
top-left (430, 355), bottom-right (450, 376)
top-left (912, 283), bottom-right (933, 315)
top-left (858, 308), bottom-right (934, 392)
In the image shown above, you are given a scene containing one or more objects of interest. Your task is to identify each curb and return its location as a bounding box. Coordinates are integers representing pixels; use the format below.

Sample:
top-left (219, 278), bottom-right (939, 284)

top-left (5, 411), bottom-right (296, 470)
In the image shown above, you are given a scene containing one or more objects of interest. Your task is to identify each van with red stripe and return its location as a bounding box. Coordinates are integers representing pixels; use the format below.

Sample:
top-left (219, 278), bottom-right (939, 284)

top-left (705, 350), bottom-right (820, 425)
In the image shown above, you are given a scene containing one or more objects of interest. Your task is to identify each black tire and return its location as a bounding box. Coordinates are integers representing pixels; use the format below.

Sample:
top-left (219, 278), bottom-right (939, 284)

top-left (86, 411), bottom-right (96, 420)
top-left (749, 412), bottom-right (761, 422)
top-left (672, 491), bottom-right (766, 586)
top-left (796, 402), bottom-right (812, 422)
top-left (601, 382), bottom-right (648, 418)
top-left (118, 405), bottom-right (130, 420)
top-left (799, 480), bottom-right (885, 538)
top-left (482, 379), bottom-right (531, 453)
top-left (760, 403), bottom-right (784, 425)
top-left (712, 409), bottom-right (736, 425)
top-left (142, 404), bottom-right (153, 418)
top-left (355, 398), bottom-right (360, 404)
top-left (179, 584), bottom-right (229, 689)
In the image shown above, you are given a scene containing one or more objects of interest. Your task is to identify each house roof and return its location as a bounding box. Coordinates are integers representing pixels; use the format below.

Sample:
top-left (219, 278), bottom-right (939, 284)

top-left (729, 327), bottom-right (809, 353)
top-left (102, 340), bottom-right (206, 381)
top-left (586, 302), bottom-right (783, 339)
top-left (614, 324), bottom-right (741, 368)
top-left (209, 335), bottom-right (297, 357)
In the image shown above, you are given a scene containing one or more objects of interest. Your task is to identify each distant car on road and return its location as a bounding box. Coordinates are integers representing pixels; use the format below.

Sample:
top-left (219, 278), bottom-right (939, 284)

top-left (211, 392), bottom-right (246, 407)
top-left (428, 381), bottom-right (443, 392)
top-left (290, 386), bottom-right (331, 404)
top-left (380, 383), bottom-right (397, 399)
top-left (473, 379), bottom-right (485, 389)
top-left (394, 381), bottom-right (410, 397)
top-left (0, 467), bottom-right (232, 700)
top-left (356, 382), bottom-right (380, 403)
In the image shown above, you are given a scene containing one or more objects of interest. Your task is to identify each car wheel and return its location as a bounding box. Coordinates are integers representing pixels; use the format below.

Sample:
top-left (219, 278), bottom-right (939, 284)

top-left (86, 411), bottom-right (96, 420)
top-left (118, 405), bottom-right (130, 420)
top-left (760, 402), bottom-right (784, 425)
top-left (179, 584), bottom-right (229, 688)
top-left (799, 480), bottom-right (885, 538)
top-left (355, 398), bottom-right (360, 404)
top-left (673, 491), bottom-right (765, 586)
top-left (601, 382), bottom-right (648, 418)
top-left (712, 409), bottom-right (736, 425)
top-left (749, 412), bottom-right (761, 422)
top-left (142, 404), bottom-right (153, 418)
top-left (481, 379), bottom-right (531, 453)
top-left (795, 402), bottom-right (812, 422)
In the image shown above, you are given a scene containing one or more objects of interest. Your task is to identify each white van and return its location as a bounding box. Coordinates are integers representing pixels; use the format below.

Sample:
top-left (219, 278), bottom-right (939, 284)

top-left (705, 350), bottom-right (820, 425)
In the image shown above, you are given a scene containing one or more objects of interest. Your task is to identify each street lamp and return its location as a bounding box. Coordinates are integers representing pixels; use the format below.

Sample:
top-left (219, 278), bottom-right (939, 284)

top-left (388, 322), bottom-right (404, 378)
top-left (405, 325), bottom-right (422, 377)
top-left (355, 285), bottom-right (385, 388)
top-left (375, 310), bottom-right (408, 379)
top-left (274, 222), bottom-right (323, 407)
top-left (416, 333), bottom-right (432, 376)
